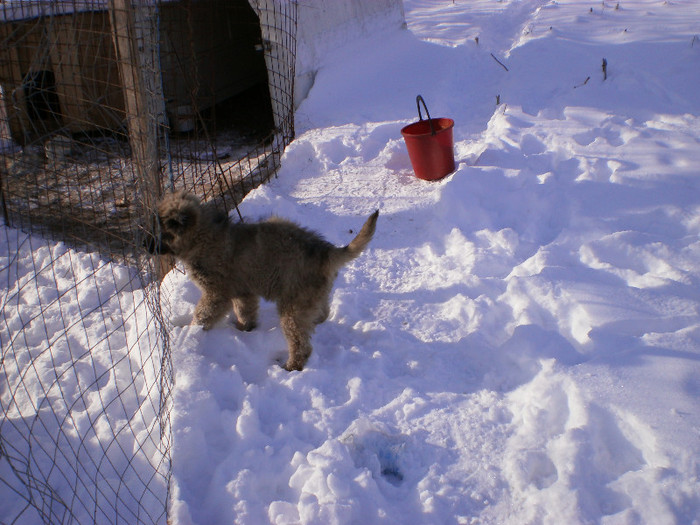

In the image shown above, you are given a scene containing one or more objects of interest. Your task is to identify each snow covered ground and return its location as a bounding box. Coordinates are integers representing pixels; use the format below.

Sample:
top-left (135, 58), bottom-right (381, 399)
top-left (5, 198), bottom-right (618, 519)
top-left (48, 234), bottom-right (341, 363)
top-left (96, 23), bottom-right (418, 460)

top-left (165, 1), bottom-right (700, 523)
top-left (3, 0), bottom-right (700, 524)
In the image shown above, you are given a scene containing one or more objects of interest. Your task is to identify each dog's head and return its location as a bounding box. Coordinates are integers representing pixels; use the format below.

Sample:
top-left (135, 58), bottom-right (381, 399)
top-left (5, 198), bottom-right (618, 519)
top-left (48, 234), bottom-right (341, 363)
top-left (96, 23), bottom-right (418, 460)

top-left (145, 191), bottom-right (201, 257)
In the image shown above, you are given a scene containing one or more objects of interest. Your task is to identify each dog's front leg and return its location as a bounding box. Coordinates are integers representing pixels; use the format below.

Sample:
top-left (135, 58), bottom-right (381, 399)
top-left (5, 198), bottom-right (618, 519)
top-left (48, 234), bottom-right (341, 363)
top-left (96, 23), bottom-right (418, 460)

top-left (232, 295), bottom-right (259, 332)
top-left (193, 292), bottom-right (230, 330)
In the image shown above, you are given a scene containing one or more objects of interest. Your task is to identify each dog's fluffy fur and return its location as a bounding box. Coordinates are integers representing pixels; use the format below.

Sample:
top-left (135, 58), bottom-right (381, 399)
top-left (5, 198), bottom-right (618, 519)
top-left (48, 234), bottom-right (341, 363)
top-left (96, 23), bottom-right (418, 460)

top-left (147, 191), bottom-right (378, 371)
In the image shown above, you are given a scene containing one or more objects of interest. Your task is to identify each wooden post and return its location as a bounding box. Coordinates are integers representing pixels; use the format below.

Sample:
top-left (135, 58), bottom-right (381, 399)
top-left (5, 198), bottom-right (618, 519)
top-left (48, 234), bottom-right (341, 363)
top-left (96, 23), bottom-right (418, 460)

top-left (108, 0), bottom-right (172, 278)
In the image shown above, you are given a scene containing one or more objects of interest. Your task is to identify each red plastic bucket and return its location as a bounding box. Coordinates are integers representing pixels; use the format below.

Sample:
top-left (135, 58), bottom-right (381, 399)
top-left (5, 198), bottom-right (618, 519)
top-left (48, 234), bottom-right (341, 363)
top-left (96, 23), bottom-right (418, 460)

top-left (401, 95), bottom-right (455, 181)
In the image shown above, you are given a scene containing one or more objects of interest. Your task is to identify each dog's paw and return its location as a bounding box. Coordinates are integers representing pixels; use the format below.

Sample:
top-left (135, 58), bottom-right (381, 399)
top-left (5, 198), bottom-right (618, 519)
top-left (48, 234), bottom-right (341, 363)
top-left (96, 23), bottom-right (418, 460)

top-left (191, 316), bottom-right (214, 331)
top-left (235, 320), bottom-right (257, 332)
top-left (282, 358), bottom-right (305, 372)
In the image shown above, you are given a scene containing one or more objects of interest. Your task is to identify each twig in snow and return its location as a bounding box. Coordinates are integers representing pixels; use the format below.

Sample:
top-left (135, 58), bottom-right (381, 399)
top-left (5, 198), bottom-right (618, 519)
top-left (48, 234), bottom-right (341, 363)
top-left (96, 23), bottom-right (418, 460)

top-left (490, 53), bottom-right (509, 71)
top-left (602, 58), bottom-right (608, 80)
top-left (574, 76), bottom-right (591, 89)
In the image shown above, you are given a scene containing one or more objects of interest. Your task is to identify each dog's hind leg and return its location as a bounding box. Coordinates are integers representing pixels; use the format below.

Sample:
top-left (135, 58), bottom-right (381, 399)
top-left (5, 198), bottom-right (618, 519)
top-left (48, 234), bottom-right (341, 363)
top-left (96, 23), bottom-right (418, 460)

top-left (193, 293), bottom-right (230, 330)
top-left (232, 295), bottom-right (259, 332)
top-left (314, 290), bottom-right (333, 325)
top-left (315, 301), bottom-right (330, 325)
top-left (279, 308), bottom-right (315, 371)
top-left (313, 280), bottom-right (335, 325)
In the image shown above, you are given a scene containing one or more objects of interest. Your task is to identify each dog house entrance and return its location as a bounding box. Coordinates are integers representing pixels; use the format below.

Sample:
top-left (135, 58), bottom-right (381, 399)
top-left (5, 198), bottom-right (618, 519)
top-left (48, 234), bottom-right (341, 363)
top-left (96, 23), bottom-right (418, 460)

top-left (23, 70), bottom-right (63, 134)
top-left (160, 0), bottom-right (276, 163)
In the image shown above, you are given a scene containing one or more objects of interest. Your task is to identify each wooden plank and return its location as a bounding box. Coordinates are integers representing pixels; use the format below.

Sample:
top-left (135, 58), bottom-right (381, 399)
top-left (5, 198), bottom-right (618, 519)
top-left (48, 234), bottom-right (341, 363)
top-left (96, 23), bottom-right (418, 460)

top-left (78, 12), bottom-right (126, 130)
top-left (49, 14), bottom-right (85, 132)
top-left (0, 22), bottom-right (25, 142)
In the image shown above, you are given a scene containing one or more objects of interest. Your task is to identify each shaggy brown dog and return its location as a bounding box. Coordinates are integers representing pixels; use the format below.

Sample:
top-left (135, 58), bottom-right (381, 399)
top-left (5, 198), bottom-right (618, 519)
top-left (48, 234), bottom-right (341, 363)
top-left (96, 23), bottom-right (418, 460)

top-left (147, 191), bottom-right (378, 371)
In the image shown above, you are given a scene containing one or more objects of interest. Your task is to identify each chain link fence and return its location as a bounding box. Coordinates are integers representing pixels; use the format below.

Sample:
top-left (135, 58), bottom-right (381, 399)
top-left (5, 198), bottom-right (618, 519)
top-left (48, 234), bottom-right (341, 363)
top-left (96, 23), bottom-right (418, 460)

top-left (0, 1), bottom-right (297, 522)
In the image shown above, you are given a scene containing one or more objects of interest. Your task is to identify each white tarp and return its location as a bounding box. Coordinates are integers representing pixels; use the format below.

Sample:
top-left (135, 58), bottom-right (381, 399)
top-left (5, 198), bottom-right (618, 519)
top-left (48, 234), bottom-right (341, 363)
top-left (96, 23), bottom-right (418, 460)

top-left (294, 0), bottom-right (405, 106)
top-left (250, 0), bottom-right (405, 109)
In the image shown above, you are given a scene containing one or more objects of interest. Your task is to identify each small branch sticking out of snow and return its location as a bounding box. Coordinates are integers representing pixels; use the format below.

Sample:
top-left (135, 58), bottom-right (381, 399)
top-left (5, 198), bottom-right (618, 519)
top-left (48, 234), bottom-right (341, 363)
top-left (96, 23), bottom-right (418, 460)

top-left (602, 58), bottom-right (608, 80)
top-left (490, 53), bottom-right (509, 71)
top-left (574, 76), bottom-right (591, 89)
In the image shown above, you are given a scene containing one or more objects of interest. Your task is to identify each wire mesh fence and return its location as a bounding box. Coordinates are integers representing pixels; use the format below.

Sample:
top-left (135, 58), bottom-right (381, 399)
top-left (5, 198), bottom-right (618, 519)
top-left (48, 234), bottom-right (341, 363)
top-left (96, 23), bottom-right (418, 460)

top-left (0, 0), bottom-right (297, 522)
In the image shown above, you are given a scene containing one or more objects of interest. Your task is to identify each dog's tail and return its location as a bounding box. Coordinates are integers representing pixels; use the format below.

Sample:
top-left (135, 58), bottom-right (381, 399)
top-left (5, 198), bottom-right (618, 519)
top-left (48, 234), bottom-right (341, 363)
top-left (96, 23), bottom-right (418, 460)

top-left (329, 210), bottom-right (379, 269)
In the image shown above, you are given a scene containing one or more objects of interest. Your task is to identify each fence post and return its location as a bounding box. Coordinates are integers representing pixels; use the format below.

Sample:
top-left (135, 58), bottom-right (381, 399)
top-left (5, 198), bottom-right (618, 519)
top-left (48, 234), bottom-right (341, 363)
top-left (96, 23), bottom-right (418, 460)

top-left (0, 87), bottom-right (10, 225)
top-left (108, 0), bottom-right (172, 279)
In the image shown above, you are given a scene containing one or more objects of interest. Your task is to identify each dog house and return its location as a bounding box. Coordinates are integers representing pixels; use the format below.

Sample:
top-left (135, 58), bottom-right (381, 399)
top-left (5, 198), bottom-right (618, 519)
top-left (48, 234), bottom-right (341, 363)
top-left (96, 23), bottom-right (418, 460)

top-left (0, 0), bottom-right (275, 143)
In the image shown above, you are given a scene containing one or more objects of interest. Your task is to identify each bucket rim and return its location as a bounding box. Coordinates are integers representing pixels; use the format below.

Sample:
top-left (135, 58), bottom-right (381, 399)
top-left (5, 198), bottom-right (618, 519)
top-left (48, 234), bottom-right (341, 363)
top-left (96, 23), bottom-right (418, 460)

top-left (401, 117), bottom-right (454, 137)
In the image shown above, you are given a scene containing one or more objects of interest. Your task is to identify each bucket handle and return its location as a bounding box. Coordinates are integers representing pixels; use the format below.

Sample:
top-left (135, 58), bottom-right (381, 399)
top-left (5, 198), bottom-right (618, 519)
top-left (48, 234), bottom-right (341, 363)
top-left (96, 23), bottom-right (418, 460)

top-left (416, 95), bottom-right (436, 136)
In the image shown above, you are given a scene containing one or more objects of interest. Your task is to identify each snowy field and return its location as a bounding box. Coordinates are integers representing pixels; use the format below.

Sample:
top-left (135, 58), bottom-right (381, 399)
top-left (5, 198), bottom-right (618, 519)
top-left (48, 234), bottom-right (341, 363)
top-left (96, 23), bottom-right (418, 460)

top-left (3, 0), bottom-right (700, 524)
